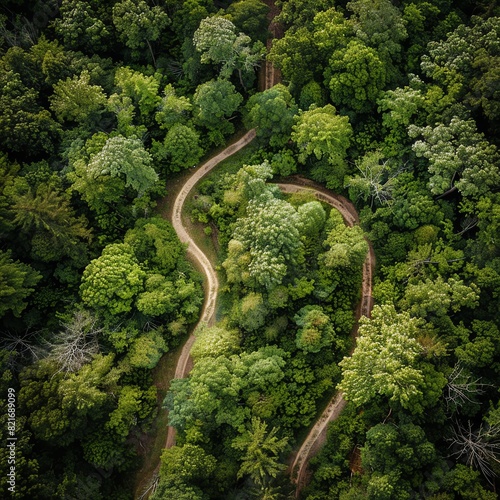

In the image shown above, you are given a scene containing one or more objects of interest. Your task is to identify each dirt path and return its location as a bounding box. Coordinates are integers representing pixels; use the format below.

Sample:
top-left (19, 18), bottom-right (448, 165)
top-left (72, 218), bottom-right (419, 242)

top-left (277, 180), bottom-right (375, 497)
top-left (258, 0), bottom-right (283, 91)
top-left (163, 129), bottom-right (257, 450)
top-left (143, 2), bottom-right (376, 497)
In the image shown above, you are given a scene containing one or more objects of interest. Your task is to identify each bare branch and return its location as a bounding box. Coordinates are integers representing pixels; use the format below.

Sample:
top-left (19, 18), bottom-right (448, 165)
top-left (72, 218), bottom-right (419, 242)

top-left (448, 420), bottom-right (500, 484)
top-left (445, 363), bottom-right (486, 410)
top-left (0, 329), bottom-right (46, 367)
top-left (46, 310), bottom-right (103, 373)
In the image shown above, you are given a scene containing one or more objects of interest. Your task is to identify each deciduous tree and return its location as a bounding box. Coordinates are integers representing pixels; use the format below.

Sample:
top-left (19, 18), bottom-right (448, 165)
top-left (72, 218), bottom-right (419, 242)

top-left (50, 70), bottom-right (107, 124)
top-left (409, 116), bottom-right (500, 199)
top-left (325, 39), bottom-right (387, 113)
top-left (338, 304), bottom-right (443, 412)
top-left (291, 104), bottom-right (352, 166)
top-left (153, 124), bottom-right (204, 173)
top-left (112, 0), bottom-right (170, 65)
top-left (244, 84), bottom-right (298, 148)
top-left (80, 243), bottom-right (146, 316)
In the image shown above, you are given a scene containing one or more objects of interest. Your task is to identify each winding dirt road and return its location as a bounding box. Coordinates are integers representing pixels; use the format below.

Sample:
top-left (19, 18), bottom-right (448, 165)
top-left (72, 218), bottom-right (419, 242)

top-left (164, 129), bottom-right (256, 449)
top-left (157, 4), bottom-right (376, 494)
top-left (277, 180), bottom-right (375, 497)
top-left (164, 170), bottom-right (375, 493)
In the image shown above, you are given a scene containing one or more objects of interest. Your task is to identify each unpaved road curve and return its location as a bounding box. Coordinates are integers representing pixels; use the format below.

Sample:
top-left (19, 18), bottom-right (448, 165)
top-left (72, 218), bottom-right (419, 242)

top-left (277, 180), bottom-right (375, 497)
top-left (164, 176), bottom-right (375, 488)
top-left (165, 129), bottom-right (257, 449)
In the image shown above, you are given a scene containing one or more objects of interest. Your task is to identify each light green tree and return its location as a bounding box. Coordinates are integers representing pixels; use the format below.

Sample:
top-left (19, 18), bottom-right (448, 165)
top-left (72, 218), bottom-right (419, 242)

top-left (409, 116), bottom-right (500, 199)
top-left (83, 135), bottom-right (158, 196)
top-left (80, 243), bottom-right (146, 316)
top-left (232, 417), bottom-right (289, 488)
top-left (109, 67), bottom-right (161, 129)
top-left (50, 70), bottom-right (107, 124)
top-left (166, 347), bottom-right (286, 435)
top-left (294, 305), bottom-right (336, 353)
top-left (191, 324), bottom-right (240, 361)
top-left (125, 330), bottom-right (168, 369)
top-left (225, 191), bottom-right (303, 290)
top-left (193, 16), bottom-right (263, 87)
top-left (106, 385), bottom-right (143, 437)
top-left (193, 16), bottom-right (238, 65)
top-left (362, 422), bottom-right (436, 498)
top-left (296, 201), bottom-right (326, 237)
top-left (159, 444), bottom-right (217, 483)
top-left (338, 304), bottom-right (436, 412)
top-left (291, 104), bottom-right (352, 165)
top-left (155, 84), bottom-right (192, 130)
top-left (321, 210), bottom-right (368, 270)
top-left (124, 217), bottom-right (184, 274)
top-left (238, 292), bottom-right (268, 332)
top-left (401, 276), bottom-right (479, 319)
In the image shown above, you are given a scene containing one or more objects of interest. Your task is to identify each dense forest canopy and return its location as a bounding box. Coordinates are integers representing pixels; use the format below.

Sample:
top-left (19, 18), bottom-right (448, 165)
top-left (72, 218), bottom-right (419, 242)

top-left (0, 0), bottom-right (499, 499)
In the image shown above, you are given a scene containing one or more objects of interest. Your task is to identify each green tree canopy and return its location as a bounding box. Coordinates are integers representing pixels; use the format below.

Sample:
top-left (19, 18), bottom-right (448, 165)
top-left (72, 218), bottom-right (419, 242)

top-left (409, 116), bottom-right (500, 199)
top-left (338, 304), bottom-right (446, 413)
top-left (232, 417), bottom-right (288, 488)
top-left (291, 104), bottom-right (352, 165)
top-left (226, 0), bottom-right (269, 43)
top-left (52, 0), bottom-right (111, 52)
top-left (346, 0), bottom-right (407, 67)
top-left (79, 243), bottom-right (145, 316)
top-left (50, 70), bottom-right (107, 124)
top-left (112, 0), bottom-right (170, 64)
top-left (244, 84), bottom-right (298, 148)
top-left (191, 324), bottom-right (241, 361)
top-left (0, 69), bottom-right (61, 158)
top-left (224, 189), bottom-right (304, 290)
top-left (294, 305), bottom-right (337, 353)
top-left (12, 180), bottom-right (92, 261)
top-left (90, 135), bottom-right (157, 193)
top-left (153, 124), bottom-right (204, 173)
top-left (193, 78), bottom-right (243, 131)
top-left (155, 84), bottom-right (192, 130)
top-left (325, 39), bottom-right (387, 113)
top-left (124, 217), bottom-right (184, 274)
top-left (193, 15), bottom-right (264, 87)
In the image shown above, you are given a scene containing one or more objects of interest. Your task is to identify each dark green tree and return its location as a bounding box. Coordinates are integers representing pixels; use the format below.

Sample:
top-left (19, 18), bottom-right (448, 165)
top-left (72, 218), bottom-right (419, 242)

top-left (0, 250), bottom-right (41, 319)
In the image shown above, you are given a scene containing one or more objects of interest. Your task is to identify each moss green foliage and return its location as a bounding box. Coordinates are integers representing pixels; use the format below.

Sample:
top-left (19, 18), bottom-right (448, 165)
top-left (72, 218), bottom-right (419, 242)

top-left (0, 1), bottom-right (212, 490)
top-left (1, 0), bottom-right (500, 498)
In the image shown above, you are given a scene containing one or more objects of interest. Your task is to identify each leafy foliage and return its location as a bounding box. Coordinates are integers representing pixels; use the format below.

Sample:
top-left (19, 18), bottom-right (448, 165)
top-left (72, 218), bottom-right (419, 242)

top-left (79, 243), bottom-right (145, 315)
